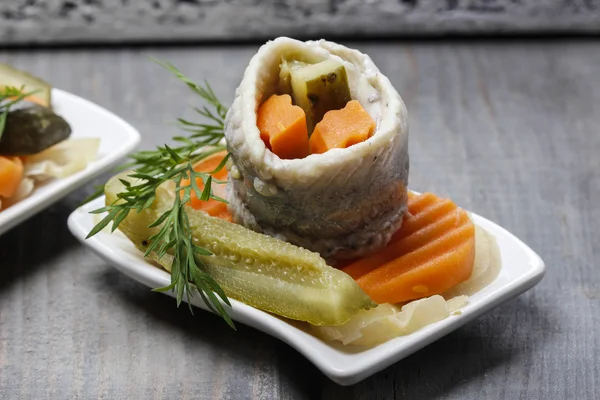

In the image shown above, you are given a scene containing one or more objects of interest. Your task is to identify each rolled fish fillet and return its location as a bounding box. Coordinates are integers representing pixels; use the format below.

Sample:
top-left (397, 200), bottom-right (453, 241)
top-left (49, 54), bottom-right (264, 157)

top-left (225, 37), bottom-right (409, 260)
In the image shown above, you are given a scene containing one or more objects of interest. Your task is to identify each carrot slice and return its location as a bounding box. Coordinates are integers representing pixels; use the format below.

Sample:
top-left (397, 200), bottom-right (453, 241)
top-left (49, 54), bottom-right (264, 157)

top-left (180, 150), bottom-right (232, 222)
top-left (309, 100), bottom-right (375, 154)
top-left (390, 199), bottom-right (457, 243)
top-left (257, 94), bottom-right (309, 159)
top-left (342, 192), bottom-right (475, 304)
top-left (6, 95), bottom-right (48, 107)
top-left (0, 156), bottom-right (24, 198)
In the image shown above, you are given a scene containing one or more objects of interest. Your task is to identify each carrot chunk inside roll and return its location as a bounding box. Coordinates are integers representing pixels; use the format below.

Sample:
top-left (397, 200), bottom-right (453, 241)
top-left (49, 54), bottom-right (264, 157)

top-left (257, 94), bottom-right (309, 160)
top-left (309, 100), bottom-right (375, 154)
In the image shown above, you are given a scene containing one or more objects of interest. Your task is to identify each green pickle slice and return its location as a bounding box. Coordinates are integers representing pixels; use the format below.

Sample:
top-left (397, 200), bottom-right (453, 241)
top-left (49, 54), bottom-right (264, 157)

top-left (0, 63), bottom-right (52, 108)
top-left (105, 174), bottom-right (376, 326)
top-left (289, 59), bottom-right (352, 134)
top-left (0, 105), bottom-right (71, 156)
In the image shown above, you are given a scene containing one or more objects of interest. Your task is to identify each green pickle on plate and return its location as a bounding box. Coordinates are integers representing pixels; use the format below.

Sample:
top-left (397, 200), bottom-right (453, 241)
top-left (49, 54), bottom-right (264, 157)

top-left (0, 105), bottom-right (72, 156)
top-left (105, 174), bottom-right (376, 326)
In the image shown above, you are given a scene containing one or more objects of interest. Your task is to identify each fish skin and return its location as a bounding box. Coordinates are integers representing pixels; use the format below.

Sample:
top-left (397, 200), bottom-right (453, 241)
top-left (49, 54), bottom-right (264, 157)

top-left (225, 37), bottom-right (409, 261)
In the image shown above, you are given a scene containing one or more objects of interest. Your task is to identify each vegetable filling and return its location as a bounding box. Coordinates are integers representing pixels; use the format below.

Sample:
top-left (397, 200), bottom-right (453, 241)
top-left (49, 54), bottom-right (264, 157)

top-left (257, 58), bottom-right (375, 159)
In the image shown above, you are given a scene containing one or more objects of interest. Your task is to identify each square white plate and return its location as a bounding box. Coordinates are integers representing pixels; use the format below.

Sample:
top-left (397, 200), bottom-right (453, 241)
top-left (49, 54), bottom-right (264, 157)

top-left (68, 197), bottom-right (545, 386)
top-left (0, 89), bottom-right (141, 236)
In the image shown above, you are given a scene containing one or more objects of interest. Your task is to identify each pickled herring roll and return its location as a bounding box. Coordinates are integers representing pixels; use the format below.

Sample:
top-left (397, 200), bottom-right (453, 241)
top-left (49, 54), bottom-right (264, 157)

top-left (225, 37), bottom-right (409, 260)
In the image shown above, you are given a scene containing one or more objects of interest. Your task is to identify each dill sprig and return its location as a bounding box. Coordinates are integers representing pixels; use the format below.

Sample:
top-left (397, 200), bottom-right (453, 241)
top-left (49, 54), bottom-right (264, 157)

top-left (0, 85), bottom-right (35, 140)
top-left (86, 59), bottom-right (235, 328)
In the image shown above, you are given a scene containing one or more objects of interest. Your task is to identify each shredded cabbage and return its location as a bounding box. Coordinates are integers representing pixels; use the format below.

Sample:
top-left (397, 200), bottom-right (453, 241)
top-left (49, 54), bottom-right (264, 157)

top-left (313, 295), bottom-right (468, 347)
top-left (24, 138), bottom-right (100, 180)
top-left (0, 138), bottom-right (99, 211)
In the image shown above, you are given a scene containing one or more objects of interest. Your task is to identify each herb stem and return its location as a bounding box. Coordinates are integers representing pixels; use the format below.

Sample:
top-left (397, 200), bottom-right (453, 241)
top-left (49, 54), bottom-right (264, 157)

top-left (86, 60), bottom-right (234, 327)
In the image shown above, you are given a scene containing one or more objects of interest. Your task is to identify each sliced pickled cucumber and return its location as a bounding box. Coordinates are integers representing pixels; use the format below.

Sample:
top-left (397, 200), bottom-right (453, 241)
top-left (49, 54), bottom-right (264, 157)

top-left (277, 59), bottom-right (309, 95)
top-left (290, 59), bottom-right (351, 134)
top-left (0, 63), bottom-right (52, 108)
top-left (105, 174), bottom-right (376, 326)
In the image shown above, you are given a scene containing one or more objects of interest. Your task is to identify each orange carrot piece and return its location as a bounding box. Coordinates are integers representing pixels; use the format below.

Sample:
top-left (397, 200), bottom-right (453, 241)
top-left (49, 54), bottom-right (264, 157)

top-left (7, 95), bottom-right (48, 107)
top-left (0, 156), bottom-right (24, 198)
top-left (257, 94), bottom-right (309, 159)
top-left (342, 192), bottom-right (475, 304)
top-left (309, 100), bottom-right (375, 154)
top-left (180, 150), bottom-right (232, 222)
top-left (390, 199), bottom-right (457, 243)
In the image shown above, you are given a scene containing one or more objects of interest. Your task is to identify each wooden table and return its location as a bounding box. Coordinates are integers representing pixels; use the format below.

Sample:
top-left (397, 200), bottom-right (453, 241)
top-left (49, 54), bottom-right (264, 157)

top-left (1, 39), bottom-right (598, 399)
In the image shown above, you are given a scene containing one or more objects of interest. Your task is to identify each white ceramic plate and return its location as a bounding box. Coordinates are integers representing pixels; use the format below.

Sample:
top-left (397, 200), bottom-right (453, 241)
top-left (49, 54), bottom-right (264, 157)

top-left (0, 89), bottom-right (141, 236)
top-left (68, 197), bottom-right (545, 386)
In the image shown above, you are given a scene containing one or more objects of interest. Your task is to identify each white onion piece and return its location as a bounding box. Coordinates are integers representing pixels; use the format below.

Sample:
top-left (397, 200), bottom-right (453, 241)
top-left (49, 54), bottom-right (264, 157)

top-left (446, 295), bottom-right (469, 313)
top-left (24, 138), bottom-right (100, 181)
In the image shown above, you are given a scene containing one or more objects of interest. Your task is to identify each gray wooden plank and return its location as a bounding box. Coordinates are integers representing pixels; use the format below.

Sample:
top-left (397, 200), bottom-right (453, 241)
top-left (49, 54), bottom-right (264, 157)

top-left (3, 0), bottom-right (600, 46)
top-left (0, 40), bottom-right (598, 399)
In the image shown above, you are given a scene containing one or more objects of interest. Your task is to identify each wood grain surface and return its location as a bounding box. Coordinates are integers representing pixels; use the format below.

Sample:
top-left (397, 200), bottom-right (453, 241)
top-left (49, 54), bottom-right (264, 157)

top-left (4, 0), bottom-right (600, 45)
top-left (0, 39), bottom-right (599, 399)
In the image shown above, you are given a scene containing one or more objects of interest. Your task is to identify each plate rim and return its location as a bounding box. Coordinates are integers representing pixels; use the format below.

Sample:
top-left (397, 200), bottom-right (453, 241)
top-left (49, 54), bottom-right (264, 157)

top-left (68, 196), bottom-right (545, 386)
top-left (0, 88), bottom-right (141, 236)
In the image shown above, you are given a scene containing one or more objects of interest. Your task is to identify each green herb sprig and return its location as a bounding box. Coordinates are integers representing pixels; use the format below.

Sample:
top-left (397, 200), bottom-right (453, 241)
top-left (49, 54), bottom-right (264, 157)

top-left (0, 86), bottom-right (34, 140)
top-left (86, 60), bottom-right (235, 328)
